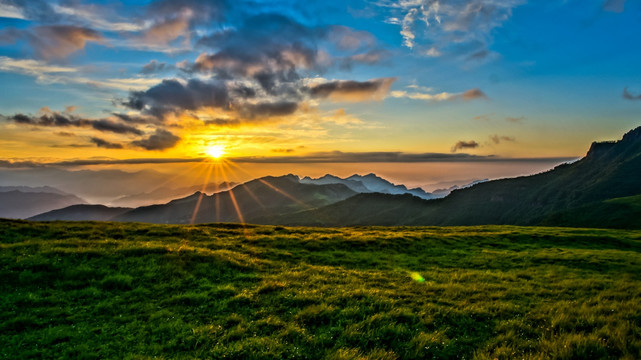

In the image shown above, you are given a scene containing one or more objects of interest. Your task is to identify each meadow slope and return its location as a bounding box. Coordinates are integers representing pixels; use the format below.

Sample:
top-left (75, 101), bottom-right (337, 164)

top-left (1, 220), bottom-right (640, 359)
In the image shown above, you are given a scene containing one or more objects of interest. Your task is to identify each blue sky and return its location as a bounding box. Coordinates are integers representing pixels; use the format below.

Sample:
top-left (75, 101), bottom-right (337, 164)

top-left (0, 0), bottom-right (639, 168)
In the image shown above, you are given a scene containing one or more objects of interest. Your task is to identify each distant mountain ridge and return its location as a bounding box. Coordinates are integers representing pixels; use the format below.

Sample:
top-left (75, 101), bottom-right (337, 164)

top-left (30, 205), bottom-right (132, 222)
top-left (0, 187), bottom-right (86, 219)
top-left (109, 182), bottom-right (237, 207)
top-left (274, 126), bottom-right (641, 228)
top-left (110, 175), bottom-right (356, 224)
top-left (300, 173), bottom-right (434, 199)
top-left (23, 126), bottom-right (641, 229)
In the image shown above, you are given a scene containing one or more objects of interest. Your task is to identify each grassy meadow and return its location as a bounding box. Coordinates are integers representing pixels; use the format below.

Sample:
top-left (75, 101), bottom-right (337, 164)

top-left (1, 219), bottom-right (641, 359)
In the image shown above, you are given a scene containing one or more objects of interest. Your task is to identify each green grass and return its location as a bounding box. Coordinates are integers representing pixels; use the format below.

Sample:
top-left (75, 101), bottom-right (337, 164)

top-left (1, 220), bottom-right (641, 359)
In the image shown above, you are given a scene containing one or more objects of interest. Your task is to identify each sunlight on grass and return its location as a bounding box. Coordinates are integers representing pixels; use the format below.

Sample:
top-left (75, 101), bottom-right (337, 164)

top-left (1, 221), bottom-right (640, 359)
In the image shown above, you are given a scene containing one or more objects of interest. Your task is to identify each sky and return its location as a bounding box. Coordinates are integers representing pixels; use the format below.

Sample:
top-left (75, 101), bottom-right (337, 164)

top-left (0, 0), bottom-right (640, 189)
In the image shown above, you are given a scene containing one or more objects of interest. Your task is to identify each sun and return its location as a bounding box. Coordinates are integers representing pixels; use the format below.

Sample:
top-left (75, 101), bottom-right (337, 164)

top-left (205, 145), bottom-right (226, 159)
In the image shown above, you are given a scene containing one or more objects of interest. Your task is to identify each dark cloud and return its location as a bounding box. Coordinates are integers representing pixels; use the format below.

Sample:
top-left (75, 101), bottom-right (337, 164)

top-left (187, 13), bottom-right (383, 96)
top-left (188, 14), bottom-right (320, 98)
top-left (489, 135), bottom-right (516, 144)
top-left (451, 141), bottom-right (480, 153)
top-left (204, 118), bottom-right (241, 126)
top-left (140, 60), bottom-right (169, 74)
top-left (0, 158), bottom-right (204, 168)
top-left (238, 101), bottom-right (298, 119)
top-left (623, 87), bottom-right (641, 100)
top-left (309, 78), bottom-right (396, 102)
top-left (230, 85), bottom-right (256, 98)
top-left (0, 25), bottom-right (103, 59)
top-left (123, 79), bottom-right (230, 117)
top-left (111, 113), bottom-right (158, 124)
top-left (131, 129), bottom-right (180, 150)
top-left (0, 153), bottom-right (578, 168)
top-left (90, 137), bottom-right (124, 149)
top-left (272, 148), bottom-right (295, 153)
top-left (9, 113), bottom-right (90, 127)
top-left (49, 143), bottom-right (92, 148)
top-left (231, 151), bottom-right (576, 163)
top-left (91, 119), bottom-right (143, 135)
top-left (7, 112), bottom-right (143, 136)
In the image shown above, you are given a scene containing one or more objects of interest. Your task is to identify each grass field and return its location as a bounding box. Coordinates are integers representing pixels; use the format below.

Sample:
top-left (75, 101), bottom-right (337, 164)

top-left (1, 219), bottom-right (640, 359)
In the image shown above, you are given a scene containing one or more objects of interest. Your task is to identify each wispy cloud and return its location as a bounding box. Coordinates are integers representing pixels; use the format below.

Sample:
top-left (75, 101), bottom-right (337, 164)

top-left (623, 87), bottom-right (641, 100)
top-left (0, 56), bottom-right (163, 91)
top-left (451, 140), bottom-right (480, 152)
top-left (489, 134), bottom-right (516, 144)
top-left (0, 25), bottom-right (104, 60)
top-left (390, 87), bottom-right (487, 102)
top-left (309, 78), bottom-right (396, 102)
top-left (380, 0), bottom-right (524, 58)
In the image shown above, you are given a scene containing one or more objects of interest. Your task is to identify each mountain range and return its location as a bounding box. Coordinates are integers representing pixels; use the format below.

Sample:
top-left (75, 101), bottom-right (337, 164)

top-left (21, 126), bottom-right (641, 229)
top-left (0, 187), bottom-right (86, 219)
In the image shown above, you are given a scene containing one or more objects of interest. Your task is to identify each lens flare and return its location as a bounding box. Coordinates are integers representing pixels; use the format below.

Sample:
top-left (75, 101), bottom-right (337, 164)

top-left (410, 272), bottom-right (425, 283)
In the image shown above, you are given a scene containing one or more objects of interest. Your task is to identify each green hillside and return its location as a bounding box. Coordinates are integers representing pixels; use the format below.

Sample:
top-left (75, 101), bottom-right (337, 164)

top-left (2, 220), bottom-right (641, 359)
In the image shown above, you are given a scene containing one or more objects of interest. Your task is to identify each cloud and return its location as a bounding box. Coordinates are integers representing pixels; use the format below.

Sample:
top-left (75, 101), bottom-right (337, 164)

top-left (188, 14), bottom-right (320, 86)
top-left (489, 134), bottom-right (516, 144)
top-left (309, 78), bottom-right (396, 102)
top-left (451, 140), bottom-right (480, 152)
top-left (0, 158), bottom-right (206, 168)
top-left (111, 113), bottom-right (159, 125)
top-left (50, 3), bottom-right (144, 32)
top-left (0, 2), bottom-right (27, 19)
top-left (231, 151), bottom-right (575, 163)
top-left (238, 102), bottom-right (298, 119)
top-left (123, 78), bottom-right (230, 118)
top-left (0, 153), bottom-right (578, 168)
top-left (131, 129), bottom-right (180, 150)
top-left (506, 116), bottom-right (525, 123)
top-left (327, 25), bottom-right (376, 51)
top-left (91, 119), bottom-right (143, 135)
top-left (142, 16), bottom-right (191, 46)
top-left (0, 57), bottom-right (162, 90)
top-left (6, 112), bottom-right (143, 136)
top-left (474, 114), bottom-right (492, 121)
top-left (0, 25), bottom-right (104, 59)
top-left (204, 118), bottom-right (242, 127)
top-left (188, 13), bottom-right (382, 93)
top-left (0, 56), bottom-right (77, 83)
top-left (140, 60), bottom-right (169, 75)
top-left (390, 87), bottom-right (487, 102)
top-left (0, 0), bottom-right (58, 22)
top-left (381, 0), bottom-right (524, 57)
top-left (461, 88), bottom-right (487, 100)
top-left (623, 87), bottom-right (641, 100)
top-left (603, 0), bottom-right (626, 12)
top-left (90, 137), bottom-right (124, 149)
top-left (146, 0), bottom-right (226, 24)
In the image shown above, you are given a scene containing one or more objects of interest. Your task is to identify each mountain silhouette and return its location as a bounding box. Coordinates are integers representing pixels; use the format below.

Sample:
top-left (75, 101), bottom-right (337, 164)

top-left (0, 187), bottom-right (86, 219)
top-left (111, 175), bottom-right (356, 224)
top-left (270, 126), bottom-right (641, 228)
